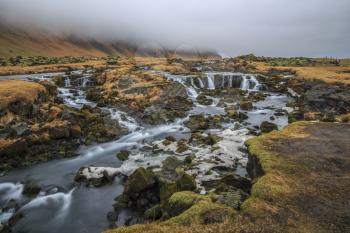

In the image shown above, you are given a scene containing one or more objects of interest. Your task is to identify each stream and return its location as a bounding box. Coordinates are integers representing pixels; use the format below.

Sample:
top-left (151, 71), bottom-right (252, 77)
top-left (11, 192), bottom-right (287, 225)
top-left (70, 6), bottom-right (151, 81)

top-left (0, 70), bottom-right (291, 233)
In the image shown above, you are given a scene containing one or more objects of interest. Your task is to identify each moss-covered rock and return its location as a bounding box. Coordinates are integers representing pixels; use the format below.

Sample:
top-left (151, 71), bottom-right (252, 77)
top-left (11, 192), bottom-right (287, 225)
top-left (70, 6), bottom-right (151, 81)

top-left (240, 101), bottom-right (253, 111)
top-left (144, 204), bottom-right (162, 220)
top-left (162, 191), bottom-right (210, 218)
top-left (124, 167), bottom-right (156, 198)
top-left (185, 114), bottom-right (209, 132)
top-left (164, 196), bottom-right (235, 226)
top-left (260, 121), bottom-right (278, 133)
top-left (175, 173), bottom-right (196, 192)
top-left (116, 150), bottom-right (130, 161)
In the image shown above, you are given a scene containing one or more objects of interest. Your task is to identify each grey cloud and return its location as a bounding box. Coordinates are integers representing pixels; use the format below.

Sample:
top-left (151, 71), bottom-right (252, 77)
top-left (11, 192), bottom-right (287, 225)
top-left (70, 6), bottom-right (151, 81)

top-left (0, 0), bottom-right (349, 57)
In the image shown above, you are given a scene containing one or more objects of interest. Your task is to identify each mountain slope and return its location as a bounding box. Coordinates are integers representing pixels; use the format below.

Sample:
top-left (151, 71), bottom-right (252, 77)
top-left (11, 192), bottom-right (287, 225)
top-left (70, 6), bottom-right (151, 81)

top-left (0, 25), bottom-right (220, 58)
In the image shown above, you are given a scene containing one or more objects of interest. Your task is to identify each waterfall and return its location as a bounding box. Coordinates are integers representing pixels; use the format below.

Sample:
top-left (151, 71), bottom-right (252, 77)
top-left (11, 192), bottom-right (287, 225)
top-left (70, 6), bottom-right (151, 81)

top-left (207, 74), bottom-right (215, 89)
top-left (64, 77), bottom-right (71, 87)
top-left (197, 78), bottom-right (204, 88)
top-left (222, 75), bottom-right (225, 87)
top-left (229, 75), bottom-right (233, 87)
top-left (240, 76), bottom-right (250, 90)
top-left (190, 77), bottom-right (198, 89)
top-left (187, 87), bottom-right (199, 99)
top-left (250, 76), bottom-right (261, 91)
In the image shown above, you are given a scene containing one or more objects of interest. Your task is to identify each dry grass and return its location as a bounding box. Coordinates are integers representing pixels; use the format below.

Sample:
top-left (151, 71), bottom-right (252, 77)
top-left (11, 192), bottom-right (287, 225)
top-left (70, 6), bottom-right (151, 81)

top-left (253, 61), bottom-right (350, 85)
top-left (0, 80), bottom-right (46, 109)
top-left (0, 60), bottom-right (106, 75)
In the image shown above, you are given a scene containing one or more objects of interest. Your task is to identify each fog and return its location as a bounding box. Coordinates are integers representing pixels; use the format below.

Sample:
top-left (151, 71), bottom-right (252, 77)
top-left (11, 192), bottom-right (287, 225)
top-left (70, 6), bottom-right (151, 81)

top-left (1, 0), bottom-right (349, 57)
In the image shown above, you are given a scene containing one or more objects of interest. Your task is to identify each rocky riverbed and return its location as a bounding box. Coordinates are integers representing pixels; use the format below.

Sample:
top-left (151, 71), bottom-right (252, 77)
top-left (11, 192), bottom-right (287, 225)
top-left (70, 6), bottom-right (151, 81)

top-left (0, 58), bottom-right (349, 233)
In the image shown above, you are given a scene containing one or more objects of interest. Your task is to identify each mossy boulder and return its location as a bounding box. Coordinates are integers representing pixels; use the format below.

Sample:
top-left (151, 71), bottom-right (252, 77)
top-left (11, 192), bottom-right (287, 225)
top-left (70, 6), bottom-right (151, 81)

top-left (124, 167), bottom-right (156, 198)
top-left (116, 150), bottom-right (130, 161)
top-left (163, 192), bottom-right (236, 226)
top-left (185, 114), bottom-right (209, 132)
top-left (260, 121), bottom-right (278, 133)
top-left (113, 194), bottom-right (129, 210)
top-left (22, 182), bottom-right (41, 196)
top-left (220, 173), bottom-right (252, 193)
top-left (197, 94), bottom-right (213, 105)
top-left (162, 191), bottom-right (210, 217)
top-left (144, 204), bottom-right (162, 220)
top-left (240, 101), bottom-right (253, 111)
top-left (175, 173), bottom-right (196, 191)
top-left (176, 140), bottom-right (189, 153)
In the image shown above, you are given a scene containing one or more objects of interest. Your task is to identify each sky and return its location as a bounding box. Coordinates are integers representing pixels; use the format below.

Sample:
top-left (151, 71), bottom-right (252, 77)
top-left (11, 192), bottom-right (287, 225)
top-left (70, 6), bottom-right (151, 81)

top-left (0, 0), bottom-right (349, 57)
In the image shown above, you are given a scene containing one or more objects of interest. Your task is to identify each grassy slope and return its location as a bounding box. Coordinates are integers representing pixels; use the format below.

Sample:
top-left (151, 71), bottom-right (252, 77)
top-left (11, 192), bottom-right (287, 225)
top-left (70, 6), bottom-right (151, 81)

top-left (253, 61), bottom-right (350, 85)
top-left (0, 80), bottom-right (46, 109)
top-left (105, 122), bottom-right (350, 233)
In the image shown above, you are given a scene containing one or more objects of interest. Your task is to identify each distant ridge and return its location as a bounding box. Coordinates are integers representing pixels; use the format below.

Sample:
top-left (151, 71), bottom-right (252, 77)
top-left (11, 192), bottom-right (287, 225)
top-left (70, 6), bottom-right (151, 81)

top-left (0, 25), bottom-right (220, 59)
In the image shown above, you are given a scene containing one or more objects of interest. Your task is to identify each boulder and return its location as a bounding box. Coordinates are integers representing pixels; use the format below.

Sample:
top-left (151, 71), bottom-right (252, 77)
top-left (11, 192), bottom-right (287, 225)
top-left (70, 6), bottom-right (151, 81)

top-left (116, 150), bottom-right (130, 161)
top-left (240, 101), bottom-right (253, 111)
top-left (124, 167), bottom-right (156, 197)
top-left (185, 114), bottom-right (209, 132)
top-left (144, 204), bottom-right (162, 220)
top-left (220, 173), bottom-right (252, 193)
top-left (75, 166), bottom-right (119, 187)
top-left (23, 182), bottom-right (41, 196)
top-left (260, 121), bottom-right (278, 133)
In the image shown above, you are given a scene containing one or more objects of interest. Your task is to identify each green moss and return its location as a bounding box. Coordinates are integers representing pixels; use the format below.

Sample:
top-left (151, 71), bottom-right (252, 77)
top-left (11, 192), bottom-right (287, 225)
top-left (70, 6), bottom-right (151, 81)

top-left (124, 167), bottom-right (155, 195)
top-left (144, 204), bottom-right (162, 220)
top-left (116, 150), bottom-right (130, 161)
top-left (164, 199), bottom-right (235, 226)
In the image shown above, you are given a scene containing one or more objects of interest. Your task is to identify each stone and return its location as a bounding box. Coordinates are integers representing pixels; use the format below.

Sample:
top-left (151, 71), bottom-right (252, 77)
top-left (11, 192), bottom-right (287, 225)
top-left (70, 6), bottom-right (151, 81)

top-left (75, 166), bottom-right (119, 187)
top-left (260, 121), bottom-right (278, 133)
top-left (23, 182), bottom-right (41, 196)
top-left (124, 167), bottom-right (156, 197)
top-left (116, 150), bottom-right (130, 161)
top-left (220, 173), bottom-right (252, 193)
top-left (240, 101), bottom-right (253, 111)
top-left (144, 204), bottom-right (162, 220)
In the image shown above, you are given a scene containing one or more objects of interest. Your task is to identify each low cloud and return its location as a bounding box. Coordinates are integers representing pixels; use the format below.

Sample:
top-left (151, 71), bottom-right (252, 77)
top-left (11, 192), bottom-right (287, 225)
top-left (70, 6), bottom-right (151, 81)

top-left (0, 0), bottom-right (349, 57)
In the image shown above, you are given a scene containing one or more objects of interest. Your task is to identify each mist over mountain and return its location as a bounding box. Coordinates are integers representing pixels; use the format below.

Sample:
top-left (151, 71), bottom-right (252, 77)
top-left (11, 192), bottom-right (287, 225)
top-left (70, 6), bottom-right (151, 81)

top-left (0, 0), bottom-right (350, 57)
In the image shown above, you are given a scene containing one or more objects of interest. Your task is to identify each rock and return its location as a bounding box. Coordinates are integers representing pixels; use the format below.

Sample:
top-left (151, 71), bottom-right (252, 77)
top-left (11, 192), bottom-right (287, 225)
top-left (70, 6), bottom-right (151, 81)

top-left (304, 112), bottom-right (322, 121)
top-left (144, 204), bottom-right (162, 220)
top-left (238, 112), bottom-right (248, 121)
top-left (162, 191), bottom-right (209, 218)
top-left (197, 95), bottom-right (213, 105)
top-left (70, 124), bottom-right (81, 138)
top-left (175, 173), bottom-right (196, 191)
top-left (163, 192), bottom-right (235, 226)
top-left (176, 140), bottom-right (189, 153)
top-left (240, 101), bottom-right (253, 111)
top-left (185, 114), bottom-right (209, 132)
top-left (48, 123), bottom-right (70, 139)
top-left (113, 195), bottom-right (129, 210)
top-left (124, 167), bottom-right (156, 198)
top-left (23, 182), bottom-right (41, 196)
top-left (0, 139), bottom-right (27, 156)
top-left (165, 136), bottom-right (176, 142)
top-left (116, 150), bottom-right (130, 161)
top-left (75, 166), bottom-right (119, 187)
top-left (220, 173), bottom-right (252, 193)
top-left (260, 121), bottom-right (278, 133)
top-left (184, 156), bottom-right (193, 165)
top-left (321, 112), bottom-right (335, 122)
top-left (107, 211), bottom-right (118, 222)
top-left (159, 180), bottom-right (177, 203)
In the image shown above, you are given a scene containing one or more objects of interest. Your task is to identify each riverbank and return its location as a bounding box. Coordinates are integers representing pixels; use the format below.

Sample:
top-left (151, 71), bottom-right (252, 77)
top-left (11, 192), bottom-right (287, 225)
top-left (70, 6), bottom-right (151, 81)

top-left (104, 121), bottom-right (350, 233)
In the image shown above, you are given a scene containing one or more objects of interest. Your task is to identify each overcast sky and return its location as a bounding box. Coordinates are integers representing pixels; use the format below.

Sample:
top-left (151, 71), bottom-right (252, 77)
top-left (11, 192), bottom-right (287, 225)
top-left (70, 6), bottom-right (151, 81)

top-left (0, 0), bottom-right (349, 57)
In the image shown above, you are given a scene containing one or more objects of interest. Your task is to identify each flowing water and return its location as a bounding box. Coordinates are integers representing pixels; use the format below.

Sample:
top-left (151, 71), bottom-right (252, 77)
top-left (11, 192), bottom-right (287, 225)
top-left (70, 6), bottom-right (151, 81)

top-left (0, 71), bottom-right (292, 233)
